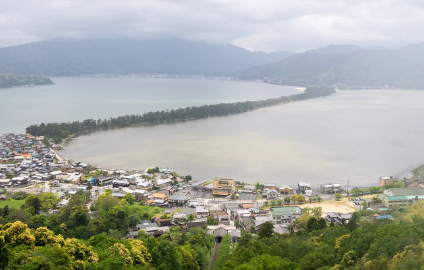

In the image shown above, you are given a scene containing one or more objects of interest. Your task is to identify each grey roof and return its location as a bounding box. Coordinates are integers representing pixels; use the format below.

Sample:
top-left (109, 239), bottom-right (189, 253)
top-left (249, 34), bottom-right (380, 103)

top-left (222, 202), bottom-right (239, 209)
top-left (168, 194), bottom-right (189, 201)
top-left (187, 221), bottom-right (206, 228)
top-left (228, 230), bottom-right (241, 238)
top-left (111, 192), bottom-right (125, 198)
top-left (273, 225), bottom-right (290, 234)
top-left (298, 182), bottom-right (311, 187)
top-left (128, 231), bottom-right (139, 236)
top-left (196, 206), bottom-right (208, 212)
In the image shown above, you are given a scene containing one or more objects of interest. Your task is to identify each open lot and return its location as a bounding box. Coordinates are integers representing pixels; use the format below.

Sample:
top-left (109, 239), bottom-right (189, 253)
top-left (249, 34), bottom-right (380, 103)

top-left (0, 198), bottom-right (25, 209)
top-left (300, 198), bottom-right (358, 216)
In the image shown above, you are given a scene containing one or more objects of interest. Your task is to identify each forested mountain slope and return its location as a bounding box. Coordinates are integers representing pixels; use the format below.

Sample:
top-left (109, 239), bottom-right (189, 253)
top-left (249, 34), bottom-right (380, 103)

top-left (0, 38), bottom-right (294, 76)
top-left (237, 43), bottom-right (424, 89)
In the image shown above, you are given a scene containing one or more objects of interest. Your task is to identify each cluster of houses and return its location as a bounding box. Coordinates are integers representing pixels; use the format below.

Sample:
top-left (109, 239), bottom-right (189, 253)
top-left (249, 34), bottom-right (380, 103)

top-left (205, 177), bottom-right (317, 200)
top-left (0, 133), bottom-right (68, 187)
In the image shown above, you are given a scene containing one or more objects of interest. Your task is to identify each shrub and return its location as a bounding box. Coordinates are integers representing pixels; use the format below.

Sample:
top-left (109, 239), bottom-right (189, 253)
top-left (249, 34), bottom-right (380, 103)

top-left (11, 191), bottom-right (29, 200)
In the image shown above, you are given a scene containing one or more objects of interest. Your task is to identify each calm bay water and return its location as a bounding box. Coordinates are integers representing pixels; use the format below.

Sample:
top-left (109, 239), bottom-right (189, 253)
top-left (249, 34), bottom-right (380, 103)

top-left (2, 77), bottom-right (424, 186)
top-left (0, 77), bottom-right (299, 135)
top-left (60, 87), bottom-right (424, 187)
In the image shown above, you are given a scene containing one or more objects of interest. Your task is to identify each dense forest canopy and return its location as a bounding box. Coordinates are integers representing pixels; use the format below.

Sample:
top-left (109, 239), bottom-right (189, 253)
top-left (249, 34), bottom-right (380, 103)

top-left (26, 86), bottom-right (336, 142)
top-left (0, 73), bottom-right (53, 88)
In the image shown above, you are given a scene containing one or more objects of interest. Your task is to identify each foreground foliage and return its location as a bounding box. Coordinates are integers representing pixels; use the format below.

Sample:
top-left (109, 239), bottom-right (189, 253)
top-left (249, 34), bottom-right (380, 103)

top-left (1, 198), bottom-right (424, 269)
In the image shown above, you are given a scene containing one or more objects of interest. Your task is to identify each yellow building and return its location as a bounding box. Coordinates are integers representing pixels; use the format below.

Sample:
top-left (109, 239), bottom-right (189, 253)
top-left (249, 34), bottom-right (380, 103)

top-left (212, 177), bottom-right (235, 196)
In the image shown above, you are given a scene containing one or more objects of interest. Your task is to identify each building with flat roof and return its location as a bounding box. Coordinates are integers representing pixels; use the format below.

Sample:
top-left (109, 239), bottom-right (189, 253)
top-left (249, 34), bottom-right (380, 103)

top-left (269, 206), bottom-right (302, 225)
top-left (320, 183), bottom-right (341, 194)
top-left (212, 177), bottom-right (235, 196)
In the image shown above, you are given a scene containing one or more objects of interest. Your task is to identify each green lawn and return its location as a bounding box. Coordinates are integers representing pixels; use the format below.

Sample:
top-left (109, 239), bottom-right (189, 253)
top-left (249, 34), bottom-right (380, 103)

top-left (0, 198), bottom-right (26, 209)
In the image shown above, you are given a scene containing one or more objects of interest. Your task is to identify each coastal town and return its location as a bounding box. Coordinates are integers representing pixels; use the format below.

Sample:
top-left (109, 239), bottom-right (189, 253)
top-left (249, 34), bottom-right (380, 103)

top-left (1, 132), bottom-right (424, 241)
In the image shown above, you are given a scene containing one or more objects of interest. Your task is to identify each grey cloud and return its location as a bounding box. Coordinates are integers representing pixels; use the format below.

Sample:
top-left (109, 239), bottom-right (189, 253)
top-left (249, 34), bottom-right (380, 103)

top-left (0, 0), bottom-right (423, 52)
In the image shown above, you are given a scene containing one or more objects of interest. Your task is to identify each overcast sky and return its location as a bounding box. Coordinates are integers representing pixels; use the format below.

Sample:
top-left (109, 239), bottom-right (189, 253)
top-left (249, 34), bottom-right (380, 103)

top-left (1, 0), bottom-right (423, 52)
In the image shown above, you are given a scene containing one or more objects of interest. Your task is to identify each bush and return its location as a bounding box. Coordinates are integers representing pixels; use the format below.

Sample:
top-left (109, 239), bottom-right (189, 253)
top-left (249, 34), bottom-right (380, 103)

top-left (11, 191), bottom-right (29, 200)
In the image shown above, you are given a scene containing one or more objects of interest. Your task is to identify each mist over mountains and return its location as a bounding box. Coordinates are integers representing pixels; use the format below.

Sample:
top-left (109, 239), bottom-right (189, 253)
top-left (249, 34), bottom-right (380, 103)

top-left (236, 43), bottom-right (424, 89)
top-left (0, 38), bottom-right (294, 76)
top-left (1, 38), bottom-right (424, 89)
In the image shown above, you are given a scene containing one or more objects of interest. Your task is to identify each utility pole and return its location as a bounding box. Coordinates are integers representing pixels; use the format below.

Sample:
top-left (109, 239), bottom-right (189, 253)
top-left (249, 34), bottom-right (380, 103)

top-left (347, 179), bottom-right (350, 194)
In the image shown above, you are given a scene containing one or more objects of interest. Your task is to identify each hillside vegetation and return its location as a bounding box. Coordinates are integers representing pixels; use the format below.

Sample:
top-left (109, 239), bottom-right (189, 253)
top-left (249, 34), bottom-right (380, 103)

top-left (0, 73), bottom-right (53, 88)
top-left (1, 189), bottom-right (424, 269)
top-left (237, 43), bottom-right (424, 89)
top-left (0, 38), bottom-right (294, 76)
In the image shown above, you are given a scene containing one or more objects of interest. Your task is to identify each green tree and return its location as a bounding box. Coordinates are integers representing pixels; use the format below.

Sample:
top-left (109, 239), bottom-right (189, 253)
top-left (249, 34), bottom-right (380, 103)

top-left (346, 220), bottom-right (358, 231)
top-left (87, 182), bottom-right (93, 191)
top-left (151, 241), bottom-right (182, 270)
top-left (384, 181), bottom-right (405, 189)
top-left (317, 218), bottom-right (327, 229)
top-left (0, 236), bottom-right (8, 269)
top-left (187, 214), bottom-right (195, 222)
top-left (2, 205), bottom-right (9, 217)
top-left (206, 216), bottom-right (216, 225)
top-left (335, 193), bottom-right (343, 201)
top-left (184, 175), bottom-right (192, 182)
top-left (24, 195), bottom-right (42, 215)
top-left (311, 207), bottom-right (322, 218)
top-left (351, 211), bottom-right (360, 223)
top-left (258, 222), bottom-right (274, 238)
top-left (306, 217), bottom-right (319, 232)
top-left (317, 196), bottom-right (322, 202)
top-left (39, 192), bottom-right (59, 211)
top-left (214, 234), bottom-right (231, 270)
top-left (123, 193), bottom-right (135, 205)
top-left (284, 196), bottom-right (291, 204)
top-left (232, 254), bottom-right (298, 270)
top-left (97, 195), bottom-right (120, 212)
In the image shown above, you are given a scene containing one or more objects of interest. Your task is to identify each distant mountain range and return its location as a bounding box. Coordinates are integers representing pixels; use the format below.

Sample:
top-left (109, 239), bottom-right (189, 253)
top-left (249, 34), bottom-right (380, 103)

top-left (236, 43), bottom-right (424, 89)
top-left (2, 38), bottom-right (424, 89)
top-left (0, 38), bottom-right (294, 76)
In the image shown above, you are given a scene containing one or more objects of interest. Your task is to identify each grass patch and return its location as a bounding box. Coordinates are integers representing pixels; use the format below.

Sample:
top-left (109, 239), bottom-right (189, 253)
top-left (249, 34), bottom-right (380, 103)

top-left (0, 198), bottom-right (25, 209)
